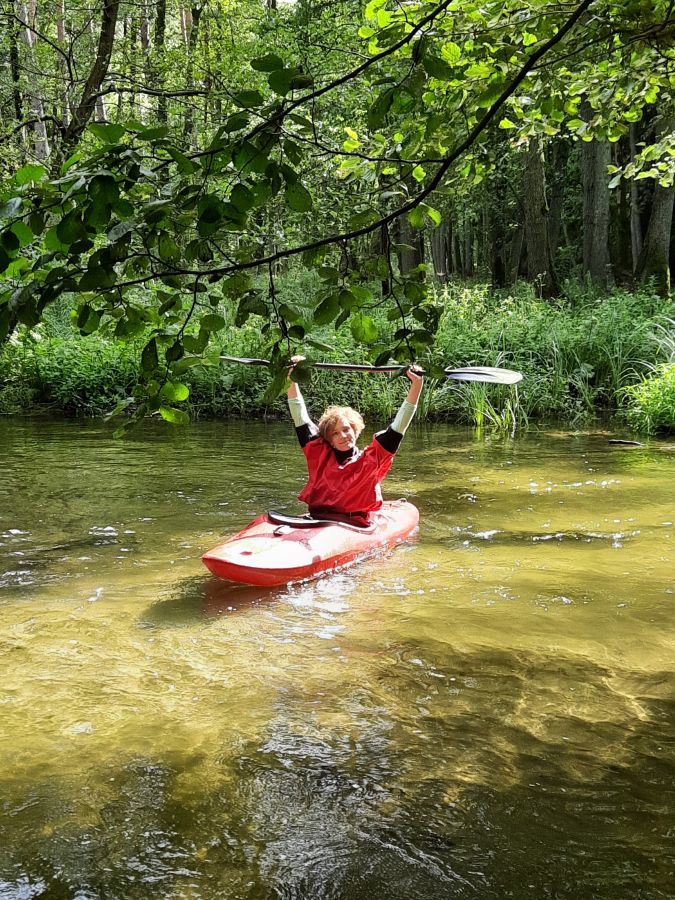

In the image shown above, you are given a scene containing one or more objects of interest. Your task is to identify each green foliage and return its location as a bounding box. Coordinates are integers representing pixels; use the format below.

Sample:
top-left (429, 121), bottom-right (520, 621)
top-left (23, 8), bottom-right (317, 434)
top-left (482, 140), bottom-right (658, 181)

top-left (3, 283), bottom-right (672, 435)
top-left (622, 364), bottom-right (675, 433)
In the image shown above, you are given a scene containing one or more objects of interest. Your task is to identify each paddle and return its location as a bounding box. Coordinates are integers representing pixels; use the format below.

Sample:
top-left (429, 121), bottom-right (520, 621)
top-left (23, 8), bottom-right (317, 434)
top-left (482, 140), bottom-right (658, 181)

top-left (219, 355), bottom-right (523, 385)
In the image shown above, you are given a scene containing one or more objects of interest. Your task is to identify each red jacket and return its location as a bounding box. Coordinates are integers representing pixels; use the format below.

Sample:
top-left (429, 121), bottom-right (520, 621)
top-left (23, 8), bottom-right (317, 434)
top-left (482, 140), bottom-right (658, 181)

top-left (299, 435), bottom-right (395, 519)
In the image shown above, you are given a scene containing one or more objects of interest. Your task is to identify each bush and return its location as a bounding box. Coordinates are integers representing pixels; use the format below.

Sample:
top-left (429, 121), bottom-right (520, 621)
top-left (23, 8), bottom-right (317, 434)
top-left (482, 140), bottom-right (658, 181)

top-left (622, 364), bottom-right (675, 433)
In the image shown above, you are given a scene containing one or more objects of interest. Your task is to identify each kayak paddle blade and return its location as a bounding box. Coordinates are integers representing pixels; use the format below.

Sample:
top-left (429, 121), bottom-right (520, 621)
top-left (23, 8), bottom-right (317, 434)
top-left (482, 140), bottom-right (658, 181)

top-left (444, 367), bottom-right (523, 384)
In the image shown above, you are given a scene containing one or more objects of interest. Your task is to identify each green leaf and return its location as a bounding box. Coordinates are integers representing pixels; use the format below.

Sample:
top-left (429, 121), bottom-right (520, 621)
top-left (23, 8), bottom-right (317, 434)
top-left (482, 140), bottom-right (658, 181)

top-left (476, 84), bottom-right (504, 108)
top-left (268, 68), bottom-right (295, 96)
top-left (290, 74), bottom-right (313, 90)
top-left (251, 53), bottom-right (284, 72)
top-left (88, 174), bottom-right (119, 204)
top-left (284, 182), bottom-right (313, 212)
top-left (159, 406), bottom-right (190, 425)
top-left (425, 206), bottom-right (442, 226)
top-left (522, 31), bottom-right (538, 46)
top-left (56, 211), bottom-right (86, 245)
top-left (10, 221), bottom-right (33, 247)
top-left (407, 206), bottom-right (426, 229)
top-left (499, 117), bottom-right (516, 129)
top-left (232, 90), bottom-right (264, 109)
top-left (230, 183), bottom-right (255, 212)
top-left (183, 331), bottom-right (209, 354)
top-left (108, 221), bottom-right (134, 243)
top-left (136, 125), bottom-right (169, 141)
top-left (44, 225), bottom-right (69, 252)
top-left (338, 289), bottom-right (361, 311)
top-left (167, 147), bottom-right (199, 175)
top-left (15, 164), bottom-right (46, 186)
top-left (79, 268), bottom-right (116, 291)
top-left (466, 62), bottom-right (492, 78)
top-left (1, 230), bottom-right (20, 252)
top-left (220, 113), bottom-right (248, 135)
top-left (368, 89), bottom-right (394, 130)
top-left (262, 369), bottom-right (289, 405)
top-left (141, 338), bottom-right (159, 374)
top-left (350, 312), bottom-right (379, 345)
top-left (78, 306), bottom-right (101, 335)
top-left (422, 55), bottom-right (454, 80)
top-left (442, 41), bottom-right (461, 65)
top-left (88, 123), bottom-right (126, 143)
top-left (200, 313), bottom-right (226, 332)
top-left (160, 382), bottom-right (190, 402)
top-left (158, 233), bottom-right (180, 262)
top-left (165, 340), bottom-right (184, 362)
top-left (313, 293), bottom-right (340, 325)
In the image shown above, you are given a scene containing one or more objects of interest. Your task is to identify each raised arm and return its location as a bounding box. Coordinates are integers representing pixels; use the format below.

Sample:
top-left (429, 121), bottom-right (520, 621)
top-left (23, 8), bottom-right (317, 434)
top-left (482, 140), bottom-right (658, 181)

top-left (391, 367), bottom-right (424, 435)
top-left (375, 366), bottom-right (424, 453)
top-left (287, 356), bottom-right (319, 446)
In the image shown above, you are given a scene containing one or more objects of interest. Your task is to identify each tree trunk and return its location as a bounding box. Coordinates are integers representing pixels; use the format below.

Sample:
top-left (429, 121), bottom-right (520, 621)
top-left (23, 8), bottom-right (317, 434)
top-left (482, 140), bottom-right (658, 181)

top-left (55, 0), bottom-right (70, 127)
top-left (153, 0), bottom-right (167, 123)
top-left (523, 136), bottom-right (557, 297)
top-left (462, 214), bottom-right (473, 277)
top-left (629, 124), bottom-right (643, 271)
top-left (62, 0), bottom-right (120, 153)
top-left (378, 225), bottom-right (392, 297)
top-left (580, 102), bottom-right (611, 289)
top-left (397, 215), bottom-right (424, 276)
top-left (183, 5), bottom-right (202, 145)
top-left (509, 224), bottom-right (525, 284)
top-left (9, 12), bottom-right (24, 136)
top-left (430, 225), bottom-right (449, 283)
top-left (547, 138), bottom-right (569, 262)
top-left (18, 0), bottom-right (50, 159)
top-left (635, 114), bottom-right (675, 297)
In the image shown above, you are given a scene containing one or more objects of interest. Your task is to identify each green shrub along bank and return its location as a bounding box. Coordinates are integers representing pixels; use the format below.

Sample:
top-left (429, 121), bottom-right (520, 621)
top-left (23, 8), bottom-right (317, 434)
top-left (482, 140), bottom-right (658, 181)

top-left (1, 285), bottom-right (673, 433)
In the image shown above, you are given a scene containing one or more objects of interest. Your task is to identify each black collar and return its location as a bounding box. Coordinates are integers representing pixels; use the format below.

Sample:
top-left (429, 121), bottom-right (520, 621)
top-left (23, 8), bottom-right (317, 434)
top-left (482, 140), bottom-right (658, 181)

top-left (333, 445), bottom-right (359, 465)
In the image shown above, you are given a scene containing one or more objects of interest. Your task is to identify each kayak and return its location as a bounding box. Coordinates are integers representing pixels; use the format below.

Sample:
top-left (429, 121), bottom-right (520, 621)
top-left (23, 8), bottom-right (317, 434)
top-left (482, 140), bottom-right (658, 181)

top-left (202, 499), bottom-right (419, 587)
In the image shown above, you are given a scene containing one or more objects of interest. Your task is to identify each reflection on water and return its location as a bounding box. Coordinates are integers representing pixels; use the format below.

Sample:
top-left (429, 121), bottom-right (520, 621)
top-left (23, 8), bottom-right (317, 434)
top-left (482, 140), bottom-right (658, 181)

top-left (0, 419), bottom-right (673, 899)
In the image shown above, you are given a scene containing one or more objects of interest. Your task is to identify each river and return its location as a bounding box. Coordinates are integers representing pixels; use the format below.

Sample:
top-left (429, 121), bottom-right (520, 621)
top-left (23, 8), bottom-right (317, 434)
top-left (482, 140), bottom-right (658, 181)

top-left (1, 418), bottom-right (673, 899)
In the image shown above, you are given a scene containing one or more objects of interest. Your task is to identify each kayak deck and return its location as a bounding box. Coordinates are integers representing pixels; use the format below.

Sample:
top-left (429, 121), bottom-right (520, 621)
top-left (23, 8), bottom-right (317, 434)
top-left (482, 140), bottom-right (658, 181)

top-left (202, 499), bottom-right (419, 587)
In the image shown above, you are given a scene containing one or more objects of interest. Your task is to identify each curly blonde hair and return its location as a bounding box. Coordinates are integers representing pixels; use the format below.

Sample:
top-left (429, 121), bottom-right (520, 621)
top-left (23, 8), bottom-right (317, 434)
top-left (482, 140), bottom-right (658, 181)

top-left (318, 406), bottom-right (365, 442)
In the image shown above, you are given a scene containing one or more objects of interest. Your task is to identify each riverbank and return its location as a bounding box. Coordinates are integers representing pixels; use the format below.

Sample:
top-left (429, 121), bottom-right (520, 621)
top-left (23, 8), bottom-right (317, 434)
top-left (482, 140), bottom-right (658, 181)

top-left (1, 284), bottom-right (673, 432)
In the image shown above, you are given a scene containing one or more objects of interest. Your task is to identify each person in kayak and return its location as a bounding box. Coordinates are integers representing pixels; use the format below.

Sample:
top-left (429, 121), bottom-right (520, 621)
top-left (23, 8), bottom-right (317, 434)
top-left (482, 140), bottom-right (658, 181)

top-left (287, 357), bottom-right (424, 527)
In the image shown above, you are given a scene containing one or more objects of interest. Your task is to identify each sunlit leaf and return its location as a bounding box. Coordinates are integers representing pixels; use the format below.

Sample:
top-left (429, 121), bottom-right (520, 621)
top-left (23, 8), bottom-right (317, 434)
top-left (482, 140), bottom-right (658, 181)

top-left (159, 406), bottom-right (190, 425)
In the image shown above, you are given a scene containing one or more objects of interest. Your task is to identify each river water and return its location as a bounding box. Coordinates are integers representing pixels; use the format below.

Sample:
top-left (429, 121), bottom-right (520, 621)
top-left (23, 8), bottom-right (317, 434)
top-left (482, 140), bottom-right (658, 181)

top-left (0, 419), bottom-right (673, 899)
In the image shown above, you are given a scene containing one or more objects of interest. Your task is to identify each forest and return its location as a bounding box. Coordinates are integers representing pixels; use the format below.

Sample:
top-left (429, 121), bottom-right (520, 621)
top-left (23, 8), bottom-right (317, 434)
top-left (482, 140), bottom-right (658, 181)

top-left (1, 0), bottom-right (674, 431)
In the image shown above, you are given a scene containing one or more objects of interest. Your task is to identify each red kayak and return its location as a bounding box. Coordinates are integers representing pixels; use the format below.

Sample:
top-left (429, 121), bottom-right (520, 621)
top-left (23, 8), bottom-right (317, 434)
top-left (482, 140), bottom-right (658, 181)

top-left (202, 499), bottom-right (419, 587)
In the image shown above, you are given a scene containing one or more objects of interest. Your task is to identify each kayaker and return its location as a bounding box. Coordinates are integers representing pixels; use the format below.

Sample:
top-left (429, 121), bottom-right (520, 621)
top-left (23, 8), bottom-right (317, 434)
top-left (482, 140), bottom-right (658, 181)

top-left (287, 357), bottom-right (424, 527)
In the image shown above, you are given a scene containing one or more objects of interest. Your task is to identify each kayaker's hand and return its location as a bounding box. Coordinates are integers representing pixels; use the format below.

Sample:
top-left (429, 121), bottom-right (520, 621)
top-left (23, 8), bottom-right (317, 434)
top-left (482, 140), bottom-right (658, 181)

top-left (287, 355), bottom-right (306, 399)
top-left (288, 354), bottom-right (305, 377)
top-left (405, 365), bottom-right (424, 405)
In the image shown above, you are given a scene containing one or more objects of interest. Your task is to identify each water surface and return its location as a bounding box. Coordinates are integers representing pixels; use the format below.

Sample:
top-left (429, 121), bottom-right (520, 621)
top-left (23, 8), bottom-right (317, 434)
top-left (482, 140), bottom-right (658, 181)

top-left (1, 419), bottom-right (673, 899)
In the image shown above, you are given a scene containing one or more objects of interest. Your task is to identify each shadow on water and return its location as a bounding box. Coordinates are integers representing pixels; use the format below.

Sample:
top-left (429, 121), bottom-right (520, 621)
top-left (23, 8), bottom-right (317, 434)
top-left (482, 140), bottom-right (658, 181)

top-left (0, 645), bottom-right (673, 900)
top-left (141, 576), bottom-right (280, 626)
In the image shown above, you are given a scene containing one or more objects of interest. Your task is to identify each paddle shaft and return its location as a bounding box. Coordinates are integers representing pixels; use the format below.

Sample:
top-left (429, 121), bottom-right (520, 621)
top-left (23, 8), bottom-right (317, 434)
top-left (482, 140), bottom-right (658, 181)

top-left (219, 355), bottom-right (523, 384)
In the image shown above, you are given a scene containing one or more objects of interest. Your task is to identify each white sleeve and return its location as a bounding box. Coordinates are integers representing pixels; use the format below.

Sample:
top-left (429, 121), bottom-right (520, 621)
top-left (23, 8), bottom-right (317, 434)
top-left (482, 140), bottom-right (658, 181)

top-left (391, 399), bottom-right (417, 435)
top-left (288, 395), bottom-right (312, 428)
